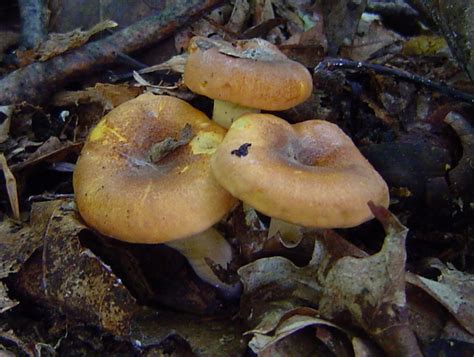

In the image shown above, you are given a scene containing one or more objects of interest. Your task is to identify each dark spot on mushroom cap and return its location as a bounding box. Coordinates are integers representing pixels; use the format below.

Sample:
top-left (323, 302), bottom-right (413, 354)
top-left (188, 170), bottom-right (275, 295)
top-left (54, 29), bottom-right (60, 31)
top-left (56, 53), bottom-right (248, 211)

top-left (231, 143), bottom-right (252, 157)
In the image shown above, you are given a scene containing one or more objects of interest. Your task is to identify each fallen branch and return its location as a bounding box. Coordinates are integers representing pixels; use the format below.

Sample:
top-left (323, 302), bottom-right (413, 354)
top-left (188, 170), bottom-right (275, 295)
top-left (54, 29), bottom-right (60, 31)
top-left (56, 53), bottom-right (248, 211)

top-left (18, 0), bottom-right (49, 48)
top-left (0, 0), bottom-right (222, 105)
top-left (315, 58), bottom-right (474, 105)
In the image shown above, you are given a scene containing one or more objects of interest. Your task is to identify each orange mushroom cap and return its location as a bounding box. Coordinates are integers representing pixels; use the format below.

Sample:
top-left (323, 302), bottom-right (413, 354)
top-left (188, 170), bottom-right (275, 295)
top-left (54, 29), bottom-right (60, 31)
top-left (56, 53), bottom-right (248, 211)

top-left (183, 36), bottom-right (313, 111)
top-left (211, 114), bottom-right (390, 228)
top-left (73, 93), bottom-right (237, 243)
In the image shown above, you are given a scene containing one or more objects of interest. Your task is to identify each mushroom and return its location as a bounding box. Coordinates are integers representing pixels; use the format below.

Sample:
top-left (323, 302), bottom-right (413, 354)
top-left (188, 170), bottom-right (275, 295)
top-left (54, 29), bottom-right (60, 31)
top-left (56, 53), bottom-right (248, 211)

top-left (183, 36), bottom-right (313, 128)
top-left (73, 93), bottom-right (239, 296)
top-left (211, 114), bottom-right (390, 228)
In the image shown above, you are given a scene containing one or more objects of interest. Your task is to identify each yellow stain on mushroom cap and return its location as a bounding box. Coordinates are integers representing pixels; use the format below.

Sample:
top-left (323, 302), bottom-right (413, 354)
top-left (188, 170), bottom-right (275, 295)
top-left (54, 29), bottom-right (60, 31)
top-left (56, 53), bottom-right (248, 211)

top-left (190, 131), bottom-right (223, 155)
top-left (89, 120), bottom-right (127, 142)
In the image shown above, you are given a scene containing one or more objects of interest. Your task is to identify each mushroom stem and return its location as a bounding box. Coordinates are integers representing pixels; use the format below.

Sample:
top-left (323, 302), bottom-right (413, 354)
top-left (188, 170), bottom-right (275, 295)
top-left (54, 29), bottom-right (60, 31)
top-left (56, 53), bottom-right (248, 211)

top-left (166, 228), bottom-right (241, 298)
top-left (213, 99), bottom-right (260, 129)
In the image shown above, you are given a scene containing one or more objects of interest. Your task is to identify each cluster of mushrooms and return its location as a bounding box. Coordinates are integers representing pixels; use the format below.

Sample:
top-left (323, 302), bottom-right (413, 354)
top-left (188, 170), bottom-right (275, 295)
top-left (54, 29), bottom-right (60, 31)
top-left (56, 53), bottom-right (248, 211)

top-left (73, 37), bottom-right (389, 298)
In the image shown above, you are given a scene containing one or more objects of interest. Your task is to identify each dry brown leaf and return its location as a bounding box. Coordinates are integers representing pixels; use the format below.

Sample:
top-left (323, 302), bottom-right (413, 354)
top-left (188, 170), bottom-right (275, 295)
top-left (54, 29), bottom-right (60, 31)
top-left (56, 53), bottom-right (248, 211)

top-left (341, 16), bottom-right (402, 61)
top-left (258, 328), bottom-right (334, 357)
top-left (319, 0), bottom-right (368, 55)
top-left (52, 83), bottom-right (142, 110)
top-left (11, 140), bottom-right (82, 172)
top-left (0, 203), bottom-right (63, 313)
top-left (238, 255), bottom-right (322, 303)
top-left (0, 153), bottom-right (19, 220)
top-left (0, 282), bottom-right (18, 314)
top-left (17, 20), bottom-right (117, 66)
top-left (226, 0), bottom-right (251, 33)
top-left (247, 307), bottom-right (346, 353)
top-left (12, 200), bottom-right (137, 335)
top-left (407, 260), bottom-right (474, 335)
top-left (130, 308), bottom-right (247, 356)
top-left (41, 200), bottom-right (136, 334)
top-left (0, 106), bottom-right (13, 144)
top-left (137, 54), bottom-right (188, 75)
top-left (319, 204), bottom-right (422, 356)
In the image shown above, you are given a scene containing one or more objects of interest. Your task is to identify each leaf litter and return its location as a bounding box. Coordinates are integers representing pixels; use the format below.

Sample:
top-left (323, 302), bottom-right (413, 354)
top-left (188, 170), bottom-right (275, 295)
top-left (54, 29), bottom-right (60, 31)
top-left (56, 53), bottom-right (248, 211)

top-left (0, 0), bottom-right (474, 355)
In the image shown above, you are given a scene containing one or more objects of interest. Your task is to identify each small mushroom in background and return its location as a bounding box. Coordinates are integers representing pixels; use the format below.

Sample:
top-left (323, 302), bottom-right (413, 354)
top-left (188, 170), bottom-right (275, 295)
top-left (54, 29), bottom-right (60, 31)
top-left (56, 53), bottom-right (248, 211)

top-left (183, 36), bottom-right (313, 128)
top-left (211, 114), bottom-right (389, 233)
top-left (73, 93), bottom-right (240, 298)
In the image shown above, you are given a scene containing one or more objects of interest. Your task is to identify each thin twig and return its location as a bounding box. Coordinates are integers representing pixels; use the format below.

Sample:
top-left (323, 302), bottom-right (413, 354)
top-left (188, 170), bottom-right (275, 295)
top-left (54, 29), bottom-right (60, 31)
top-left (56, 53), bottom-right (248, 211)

top-left (315, 58), bottom-right (474, 105)
top-left (0, 0), bottom-right (223, 105)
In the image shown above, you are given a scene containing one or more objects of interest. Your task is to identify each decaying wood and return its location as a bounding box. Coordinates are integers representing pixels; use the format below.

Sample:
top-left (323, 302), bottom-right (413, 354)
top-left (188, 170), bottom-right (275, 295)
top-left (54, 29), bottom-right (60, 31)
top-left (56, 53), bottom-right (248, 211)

top-left (18, 0), bottom-right (49, 48)
top-left (0, 0), bottom-right (222, 106)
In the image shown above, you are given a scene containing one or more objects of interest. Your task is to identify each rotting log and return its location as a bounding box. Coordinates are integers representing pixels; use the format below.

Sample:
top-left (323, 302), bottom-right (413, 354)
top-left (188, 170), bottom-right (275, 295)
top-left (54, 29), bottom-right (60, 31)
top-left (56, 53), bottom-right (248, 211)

top-left (0, 0), bottom-right (222, 105)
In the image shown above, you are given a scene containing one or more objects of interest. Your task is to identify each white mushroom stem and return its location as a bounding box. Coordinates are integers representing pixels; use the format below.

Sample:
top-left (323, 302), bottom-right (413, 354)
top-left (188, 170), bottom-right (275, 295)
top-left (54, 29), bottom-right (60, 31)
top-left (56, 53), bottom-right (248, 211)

top-left (213, 99), bottom-right (260, 129)
top-left (166, 228), bottom-right (241, 298)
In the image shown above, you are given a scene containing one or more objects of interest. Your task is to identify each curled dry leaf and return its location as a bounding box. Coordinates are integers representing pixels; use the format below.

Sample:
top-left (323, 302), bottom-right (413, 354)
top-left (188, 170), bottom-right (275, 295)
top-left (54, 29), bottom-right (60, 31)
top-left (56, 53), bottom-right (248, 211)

top-left (10, 140), bottom-right (82, 173)
top-left (238, 255), bottom-right (322, 304)
top-left (444, 111), bottom-right (474, 205)
top-left (136, 54), bottom-right (188, 75)
top-left (16, 20), bottom-right (118, 66)
top-left (406, 260), bottom-right (474, 335)
top-left (341, 16), bottom-right (402, 61)
top-left (319, 204), bottom-right (422, 356)
top-left (319, 0), bottom-right (368, 56)
top-left (226, 0), bottom-right (251, 33)
top-left (0, 105), bottom-right (13, 144)
top-left (238, 230), bottom-right (369, 354)
top-left (0, 154), bottom-right (20, 220)
top-left (247, 307), bottom-right (347, 354)
top-left (0, 282), bottom-right (17, 314)
top-left (52, 83), bottom-right (142, 110)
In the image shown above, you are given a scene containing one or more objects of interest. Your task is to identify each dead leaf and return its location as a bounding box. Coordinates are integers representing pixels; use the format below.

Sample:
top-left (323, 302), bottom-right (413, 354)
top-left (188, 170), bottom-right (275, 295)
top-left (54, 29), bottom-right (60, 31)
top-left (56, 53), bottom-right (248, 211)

top-left (16, 20), bottom-right (117, 66)
top-left (136, 54), bottom-right (188, 75)
top-left (11, 140), bottom-right (82, 172)
top-left (407, 259), bottom-right (474, 335)
top-left (409, 0), bottom-right (474, 78)
top-left (238, 255), bottom-right (322, 304)
top-left (247, 307), bottom-right (347, 353)
top-left (319, 204), bottom-right (422, 356)
top-left (341, 16), bottom-right (402, 61)
top-left (0, 153), bottom-right (20, 220)
top-left (258, 328), bottom-right (336, 357)
top-left (226, 0), bottom-right (251, 33)
top-left (43, 200), bottom-right (136, 334)
top-left (52, 83), bottom-right (142, 110)
top-left (0, 106), bottom-right (13, 143)
top-left (13, 200), bottom-right (137, 335)
top-left (0, 203), bottom-right (63, 313)
top-left (130, 308), bottom-right (247, 356)
top-left (0, 282), bottom-right (18, 314)
top-left (148, 123), bottom-right (193, 163)
top-left (444, 111), bottom-right (474, 205)
top-left (402, 35), bottom-right (448, 56)
top-left (319, 0), bottom-right (368, 56)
